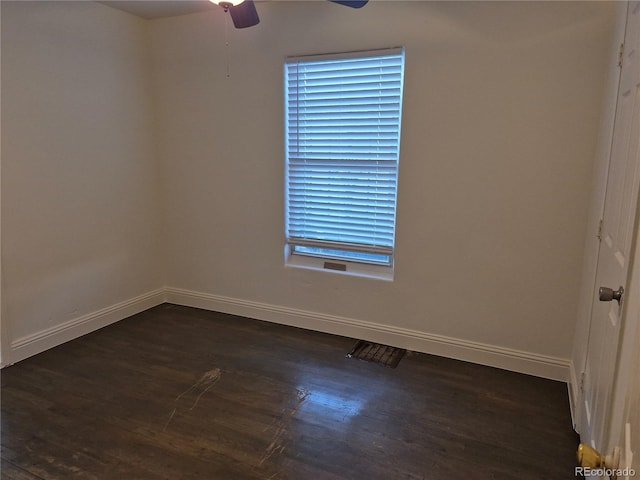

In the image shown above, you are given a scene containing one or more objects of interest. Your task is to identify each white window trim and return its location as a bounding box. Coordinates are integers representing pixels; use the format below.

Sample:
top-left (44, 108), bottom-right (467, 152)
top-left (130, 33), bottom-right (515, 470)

top-left (284, 245), bottom-right (395, 281)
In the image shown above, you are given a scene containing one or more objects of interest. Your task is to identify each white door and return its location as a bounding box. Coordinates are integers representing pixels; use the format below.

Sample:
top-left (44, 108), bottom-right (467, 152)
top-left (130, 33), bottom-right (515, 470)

top-left (580, 1), bottom-right (640, 451)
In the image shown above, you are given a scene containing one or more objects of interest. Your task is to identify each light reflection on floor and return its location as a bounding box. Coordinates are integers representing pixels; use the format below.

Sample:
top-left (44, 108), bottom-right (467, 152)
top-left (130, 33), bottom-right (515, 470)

top-left (295, 382), bottom-right (369, 424)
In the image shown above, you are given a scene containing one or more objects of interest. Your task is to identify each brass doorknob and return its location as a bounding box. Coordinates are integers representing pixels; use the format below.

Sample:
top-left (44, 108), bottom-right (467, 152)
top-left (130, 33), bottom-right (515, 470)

top-left (577, 444), bottom-right (620, 476)
top-left (578, 444), bottom-right (604, 468)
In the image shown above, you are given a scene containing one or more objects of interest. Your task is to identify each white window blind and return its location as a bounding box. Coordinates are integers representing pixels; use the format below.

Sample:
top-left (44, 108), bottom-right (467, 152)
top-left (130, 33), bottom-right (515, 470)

top-left (285, 48), bottom-right (405, 266)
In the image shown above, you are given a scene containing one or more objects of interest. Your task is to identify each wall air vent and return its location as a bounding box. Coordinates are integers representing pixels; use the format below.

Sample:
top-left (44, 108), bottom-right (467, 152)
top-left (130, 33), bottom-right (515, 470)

top-left (324, 261), bottom-right (347, 271)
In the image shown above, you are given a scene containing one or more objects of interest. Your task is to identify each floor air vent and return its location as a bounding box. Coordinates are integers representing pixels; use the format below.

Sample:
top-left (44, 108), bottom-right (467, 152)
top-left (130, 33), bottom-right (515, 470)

top-left (346, 340), bottom-right (406, 368)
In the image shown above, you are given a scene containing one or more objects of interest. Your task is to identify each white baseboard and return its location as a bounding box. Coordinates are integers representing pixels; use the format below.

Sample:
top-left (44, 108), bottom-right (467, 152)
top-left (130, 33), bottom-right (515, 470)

top-left (165, 287), bottom-right (570, 381)
top-left (4, 286), bottom-right (570, 381)
top-left (6, 288), bottom-right (166, 366)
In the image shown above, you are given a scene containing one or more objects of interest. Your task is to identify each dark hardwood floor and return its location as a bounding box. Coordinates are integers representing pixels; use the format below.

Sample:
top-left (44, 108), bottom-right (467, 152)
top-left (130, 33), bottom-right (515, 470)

top-left (1, 304), bottom-right (579, 479)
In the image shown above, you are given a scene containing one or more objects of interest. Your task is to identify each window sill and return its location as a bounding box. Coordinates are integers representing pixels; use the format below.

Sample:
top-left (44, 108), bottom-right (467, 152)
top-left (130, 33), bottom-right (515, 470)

top-left (284, 252), bottom-right (394, 281)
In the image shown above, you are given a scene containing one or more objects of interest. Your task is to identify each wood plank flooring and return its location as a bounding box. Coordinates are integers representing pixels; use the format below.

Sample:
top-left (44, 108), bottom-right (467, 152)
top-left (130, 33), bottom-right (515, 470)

top-left (1, 304), bottom-right (579, 479)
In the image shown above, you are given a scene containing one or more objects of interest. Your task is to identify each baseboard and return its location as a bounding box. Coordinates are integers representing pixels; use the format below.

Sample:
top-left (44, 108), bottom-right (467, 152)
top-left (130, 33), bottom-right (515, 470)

top-left (5, 286), bottom-right (571, 381)
top-left (6, 288), bottom-right (166, 366)
top-left (165, 287), bottom-right (570, 381)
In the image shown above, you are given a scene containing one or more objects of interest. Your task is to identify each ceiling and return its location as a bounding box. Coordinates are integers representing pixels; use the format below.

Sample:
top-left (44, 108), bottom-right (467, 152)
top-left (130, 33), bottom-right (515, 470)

top-left (100, 1), bottom-right (217, 19)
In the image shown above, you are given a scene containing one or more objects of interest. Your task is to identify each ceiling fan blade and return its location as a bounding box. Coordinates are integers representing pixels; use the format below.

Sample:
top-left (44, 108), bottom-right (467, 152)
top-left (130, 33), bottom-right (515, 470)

top-left (229, 0), bottom-right (260, 28)
top-left (328, 0), bottom-right (368, 8)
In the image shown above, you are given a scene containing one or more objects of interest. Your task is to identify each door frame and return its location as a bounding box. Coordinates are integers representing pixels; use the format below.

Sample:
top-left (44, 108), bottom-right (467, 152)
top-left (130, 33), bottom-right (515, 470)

top-left (0, 2), bottom-right (7, 368)
top-left (605, 198), bottom-right (640, 470)
top-left (603, 1), bottom-right (640, 464)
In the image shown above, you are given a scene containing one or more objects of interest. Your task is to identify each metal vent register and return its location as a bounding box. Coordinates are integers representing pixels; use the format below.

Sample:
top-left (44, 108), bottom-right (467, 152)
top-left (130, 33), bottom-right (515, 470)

top-left (347, 340), bottom-right (406, 368)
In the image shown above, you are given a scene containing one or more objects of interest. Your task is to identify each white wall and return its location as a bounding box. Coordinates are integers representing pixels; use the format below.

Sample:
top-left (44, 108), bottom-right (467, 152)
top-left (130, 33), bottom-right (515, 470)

top-left (0, 1), bottom-right (616, 379)
top-left (1, 1), bottom-right (164, 363)
top-left (152, 1), bottom-right (615, 379)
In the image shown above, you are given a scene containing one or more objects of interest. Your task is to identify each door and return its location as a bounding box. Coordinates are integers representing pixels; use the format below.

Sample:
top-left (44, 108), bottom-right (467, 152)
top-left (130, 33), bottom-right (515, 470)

top-left (580, 1), bottom-right (640, 450)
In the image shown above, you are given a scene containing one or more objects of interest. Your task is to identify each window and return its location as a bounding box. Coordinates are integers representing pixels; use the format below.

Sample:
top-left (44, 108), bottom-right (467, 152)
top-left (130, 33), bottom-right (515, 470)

top-left (284, 48), bottom-right (405, 275)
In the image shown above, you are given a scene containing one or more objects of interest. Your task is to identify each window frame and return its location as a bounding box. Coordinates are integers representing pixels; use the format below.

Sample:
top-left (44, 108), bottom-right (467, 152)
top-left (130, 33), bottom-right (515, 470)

top-left (284, 47), bottom-right (405, 279)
